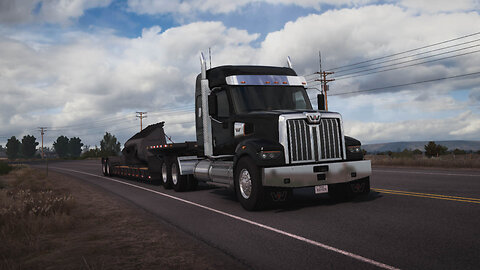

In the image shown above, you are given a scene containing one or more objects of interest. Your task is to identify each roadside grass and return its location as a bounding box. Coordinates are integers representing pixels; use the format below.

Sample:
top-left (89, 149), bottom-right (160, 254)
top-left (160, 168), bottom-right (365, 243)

top-left (367, 154), bottom-right (480, 169)
top-left (0, 166), bottom-right (245, 270)
top-left (0, 160), bottom-right (12, 175)
top-left (0, 167), bottom-right (75, 268)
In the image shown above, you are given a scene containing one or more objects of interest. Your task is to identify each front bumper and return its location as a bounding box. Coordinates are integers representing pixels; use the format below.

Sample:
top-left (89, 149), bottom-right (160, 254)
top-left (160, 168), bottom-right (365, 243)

top-left (262, 160), bottom-right (371, 188)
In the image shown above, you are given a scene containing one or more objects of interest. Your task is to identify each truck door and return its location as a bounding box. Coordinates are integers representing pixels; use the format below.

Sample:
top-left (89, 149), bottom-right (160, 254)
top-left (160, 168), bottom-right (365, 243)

top-left (211, 89), bottom-right (234, 155)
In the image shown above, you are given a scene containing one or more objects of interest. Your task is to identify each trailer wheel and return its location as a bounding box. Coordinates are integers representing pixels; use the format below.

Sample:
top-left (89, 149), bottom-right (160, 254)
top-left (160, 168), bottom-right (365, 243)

top-left (171, 160), bottom-right (188, 192)
top-left (102, 158), bottom-right (107, 176)
top-left (234, 157), bottom-right (265, 211)
top-left (161, 161), bottom-right (173, 189)
top-left (104, 159), bottom-right (111, 177)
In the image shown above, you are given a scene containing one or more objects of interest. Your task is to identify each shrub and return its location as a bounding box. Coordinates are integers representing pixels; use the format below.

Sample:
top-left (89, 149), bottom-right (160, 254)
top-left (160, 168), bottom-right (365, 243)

top-left (0, 161), bottom-right (12, 175)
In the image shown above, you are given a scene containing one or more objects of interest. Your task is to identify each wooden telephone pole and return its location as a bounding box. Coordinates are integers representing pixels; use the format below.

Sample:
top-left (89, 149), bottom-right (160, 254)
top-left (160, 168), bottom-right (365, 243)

top-left (136, 112), bottom-right (147, 132)
top-left (38, 127), bottom-right (47, 159)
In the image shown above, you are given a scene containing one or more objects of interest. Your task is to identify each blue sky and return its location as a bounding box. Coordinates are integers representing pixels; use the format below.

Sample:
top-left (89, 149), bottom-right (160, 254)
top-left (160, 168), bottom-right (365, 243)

top-left (0, 0), bottom-right (479, 148)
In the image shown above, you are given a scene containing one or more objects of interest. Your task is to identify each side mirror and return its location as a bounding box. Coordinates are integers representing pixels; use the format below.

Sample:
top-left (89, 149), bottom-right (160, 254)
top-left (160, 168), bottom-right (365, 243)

top-left (208, 94), bottom-right (217, 116)
top-left (317, 94), bottom-right (326, 110)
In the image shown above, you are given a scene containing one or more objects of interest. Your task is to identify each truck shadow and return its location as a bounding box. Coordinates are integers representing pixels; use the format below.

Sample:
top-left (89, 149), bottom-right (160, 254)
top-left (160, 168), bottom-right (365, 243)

top-left (273, 190), bottom-right (383, 212)
top-left (208, 186), bottom-right (383, 211)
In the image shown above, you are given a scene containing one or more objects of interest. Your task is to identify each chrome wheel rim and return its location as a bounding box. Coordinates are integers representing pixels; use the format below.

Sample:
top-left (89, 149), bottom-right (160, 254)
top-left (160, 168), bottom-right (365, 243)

top-left (239, 169), bottom-right (252, 199)
top-left (171, 163), bottom-right (178, 185)
top-left (106, 163), bottom-right (110, 175)
top-left (162, 163), bottom-right (168, 183)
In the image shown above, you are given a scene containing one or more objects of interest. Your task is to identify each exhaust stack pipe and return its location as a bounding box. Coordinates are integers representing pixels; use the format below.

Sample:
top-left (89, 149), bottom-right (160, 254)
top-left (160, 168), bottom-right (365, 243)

top-left (287, 56), bottom-right (293, 69)
top-left (200, 53), bottom-right (213, 157)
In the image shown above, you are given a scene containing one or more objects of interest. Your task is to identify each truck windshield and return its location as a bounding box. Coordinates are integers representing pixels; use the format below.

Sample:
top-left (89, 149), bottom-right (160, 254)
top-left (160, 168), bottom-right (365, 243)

top-left (230, 86), bottom-right (313, 114)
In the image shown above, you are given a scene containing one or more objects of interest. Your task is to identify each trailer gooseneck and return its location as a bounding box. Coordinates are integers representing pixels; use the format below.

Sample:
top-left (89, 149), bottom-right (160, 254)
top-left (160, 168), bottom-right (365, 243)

top-left (102, 55), bottom-right (371, 210)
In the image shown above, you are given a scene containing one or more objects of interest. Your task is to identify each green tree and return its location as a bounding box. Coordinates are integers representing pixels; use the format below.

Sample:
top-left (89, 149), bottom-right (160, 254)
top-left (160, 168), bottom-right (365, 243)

top-left (100, 132), bottom-right (121, 156)
top-left (21, 135), bottom-right (39, 158)
top-left (6, 136), bottom-right (21, 160)
top-left (81, 145), bottom-right (101, 158)
top-left (54, 136), bottom-right (70, 158)
top-left (412, 149), bottom-right (423, 155)
top-left (69, 137), bottom-right (84, 158)
top-left (424, 141), bottom-right (448, 158)
top-left (452, 148), bottom-right (466, 155)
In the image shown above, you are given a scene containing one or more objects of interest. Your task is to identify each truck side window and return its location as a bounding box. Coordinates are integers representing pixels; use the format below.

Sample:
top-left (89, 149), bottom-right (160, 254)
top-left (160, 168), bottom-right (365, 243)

top-left (217, 90), bottom-right (230, 117)
top-left (293, 90), bottom-right (307, 109)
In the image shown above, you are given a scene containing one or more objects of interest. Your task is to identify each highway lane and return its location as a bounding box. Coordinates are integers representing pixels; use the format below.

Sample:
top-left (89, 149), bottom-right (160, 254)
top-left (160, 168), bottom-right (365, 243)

top-left (38, 160), bottom-right (480, 270)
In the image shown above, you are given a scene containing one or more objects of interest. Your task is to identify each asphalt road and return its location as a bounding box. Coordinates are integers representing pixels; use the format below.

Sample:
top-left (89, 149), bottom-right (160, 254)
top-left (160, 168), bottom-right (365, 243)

top-left (37, 160), bottom-right (480, 270)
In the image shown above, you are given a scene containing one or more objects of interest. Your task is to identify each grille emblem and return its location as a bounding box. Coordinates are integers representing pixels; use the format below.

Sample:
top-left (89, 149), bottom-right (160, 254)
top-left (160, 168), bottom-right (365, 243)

top-left (305, 112), bottom-right (321, 124)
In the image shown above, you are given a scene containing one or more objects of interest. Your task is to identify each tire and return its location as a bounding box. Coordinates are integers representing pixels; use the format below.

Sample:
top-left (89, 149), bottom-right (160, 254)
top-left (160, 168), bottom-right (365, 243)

top-left (105, 159), bottom-right (111, 177)
top-left (102, 158), bottom-right (107, 176)
top-left (171, 160), bottom-right (188, 192)
top-left (234, 157), bottom-right (265, 211)
top-left (187, 175), bottom-right (198, 191)
top-left (161, 161), bottom-right (173, 189)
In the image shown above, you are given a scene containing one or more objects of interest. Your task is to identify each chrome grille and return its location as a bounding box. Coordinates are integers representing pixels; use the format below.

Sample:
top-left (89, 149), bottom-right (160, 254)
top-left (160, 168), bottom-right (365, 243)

top-left (287, 118), bottom-right (343, 163)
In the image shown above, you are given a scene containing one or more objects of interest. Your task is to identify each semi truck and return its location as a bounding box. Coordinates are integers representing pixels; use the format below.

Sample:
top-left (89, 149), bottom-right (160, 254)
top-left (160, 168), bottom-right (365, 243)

top-left (101, 55), bottom-right (371, 210)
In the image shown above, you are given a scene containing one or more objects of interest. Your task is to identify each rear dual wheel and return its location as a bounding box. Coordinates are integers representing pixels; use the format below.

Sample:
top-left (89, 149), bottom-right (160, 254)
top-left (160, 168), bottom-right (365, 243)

top-left (161, 161), bottom-right (173, 189)
top-left (171, 161), bottom-right (188, 192)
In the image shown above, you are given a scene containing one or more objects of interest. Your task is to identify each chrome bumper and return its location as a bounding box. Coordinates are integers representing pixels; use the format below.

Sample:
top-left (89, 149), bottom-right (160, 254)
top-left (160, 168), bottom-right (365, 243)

top-left (262, 160), bottom-right (371, 188)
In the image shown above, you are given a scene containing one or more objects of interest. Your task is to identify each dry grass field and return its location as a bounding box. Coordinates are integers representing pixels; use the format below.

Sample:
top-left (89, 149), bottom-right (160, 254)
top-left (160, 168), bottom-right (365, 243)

top-left (367, 154), bottom-right (480, 169)
top-left (0, 165), bottom-right (245, 270)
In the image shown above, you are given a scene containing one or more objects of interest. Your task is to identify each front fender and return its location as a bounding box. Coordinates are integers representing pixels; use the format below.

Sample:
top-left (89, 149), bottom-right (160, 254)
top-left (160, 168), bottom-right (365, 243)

top-left (233, 138), bottom-right (285, 168)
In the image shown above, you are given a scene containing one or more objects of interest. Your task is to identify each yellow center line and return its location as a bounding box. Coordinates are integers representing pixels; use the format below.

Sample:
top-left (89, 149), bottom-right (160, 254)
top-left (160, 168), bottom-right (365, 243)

top-left (372, 188), bottom-right (480, 204)
top-left (373, 188), bottom-right (480, 201)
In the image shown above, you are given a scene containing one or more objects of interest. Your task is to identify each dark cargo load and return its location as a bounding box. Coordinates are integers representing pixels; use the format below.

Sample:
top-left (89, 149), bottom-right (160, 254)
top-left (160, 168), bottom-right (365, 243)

top-left (122, 122), bottom-right (167, 165)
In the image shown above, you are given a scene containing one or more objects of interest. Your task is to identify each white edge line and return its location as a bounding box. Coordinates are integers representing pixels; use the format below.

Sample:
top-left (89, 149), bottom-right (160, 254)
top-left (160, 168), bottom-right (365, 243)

top-left (373, 169), bottom-right (480, 177)
top-left (52, 166), bottom-right (400, 270)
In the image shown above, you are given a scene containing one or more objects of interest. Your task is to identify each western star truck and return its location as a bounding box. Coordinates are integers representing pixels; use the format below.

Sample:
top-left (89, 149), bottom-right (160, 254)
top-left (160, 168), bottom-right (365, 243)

top-left (101, 55), bottom-right (371, 210)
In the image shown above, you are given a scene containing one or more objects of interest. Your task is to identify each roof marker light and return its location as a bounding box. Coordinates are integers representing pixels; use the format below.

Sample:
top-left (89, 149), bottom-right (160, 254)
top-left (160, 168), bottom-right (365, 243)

top-left (241, 81), bottom-right (246, 84)
top-left (265, 81), bottom-right (270, 84)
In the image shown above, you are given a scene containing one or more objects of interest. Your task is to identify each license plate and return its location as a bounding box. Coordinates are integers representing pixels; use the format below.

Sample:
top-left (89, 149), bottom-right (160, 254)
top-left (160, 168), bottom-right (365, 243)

top-left (315, 185), bottom-right (328, 194)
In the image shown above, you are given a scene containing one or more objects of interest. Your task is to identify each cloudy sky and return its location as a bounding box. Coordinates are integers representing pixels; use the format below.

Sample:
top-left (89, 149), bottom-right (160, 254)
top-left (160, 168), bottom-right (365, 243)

top-left (1, 0), bottom-right (480, 149)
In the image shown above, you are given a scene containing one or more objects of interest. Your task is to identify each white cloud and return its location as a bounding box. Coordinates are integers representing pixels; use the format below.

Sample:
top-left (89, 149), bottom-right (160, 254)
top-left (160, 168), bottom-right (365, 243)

top-left (399, 0), bottom-right (480, 13)
top-left (1, 4), bottom-right (480, 147)
top-left (345, 111), bottom-right (480, 143)
top-left (0, 22), bottom-right (259, 145)
top-left (126, 0), bottom-right (377, 16)
top-left (0, 0), bottom-right (112, 24)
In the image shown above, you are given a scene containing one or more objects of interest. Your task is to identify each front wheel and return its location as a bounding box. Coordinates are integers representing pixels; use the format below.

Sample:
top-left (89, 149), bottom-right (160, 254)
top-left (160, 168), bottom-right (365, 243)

top-left (235, 157), bottom-right (265, 211)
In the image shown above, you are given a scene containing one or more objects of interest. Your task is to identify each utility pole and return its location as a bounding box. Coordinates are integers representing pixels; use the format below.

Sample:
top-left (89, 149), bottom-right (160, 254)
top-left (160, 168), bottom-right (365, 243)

top-left (38, 127), bottom-right (47, 159)
top-left (320, 71), bottom-right (335, 111)
top-left (136, 112), bottom-right (147, 132)
top-left (313, 52), bottom-right (334, 111)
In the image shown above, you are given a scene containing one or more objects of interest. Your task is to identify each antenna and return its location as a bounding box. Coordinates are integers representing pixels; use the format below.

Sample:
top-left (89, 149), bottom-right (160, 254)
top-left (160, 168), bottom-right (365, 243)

top-left (287, 56), bottom-right (293, 68)
top-left (209, 47), bottom-right (212, 69)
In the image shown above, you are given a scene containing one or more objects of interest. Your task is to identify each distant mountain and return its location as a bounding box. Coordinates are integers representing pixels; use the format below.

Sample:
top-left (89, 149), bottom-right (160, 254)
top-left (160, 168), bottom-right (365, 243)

top-left (362, 140), bottom-right (480, 153)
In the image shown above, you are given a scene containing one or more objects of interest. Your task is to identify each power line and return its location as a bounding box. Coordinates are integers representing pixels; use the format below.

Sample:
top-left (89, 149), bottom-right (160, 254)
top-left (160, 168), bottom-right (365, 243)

top-left (325, 31), bottom-right (480, 71)
top-left (329, 71), bottom-right (480, 96)
top-left (335, 48), bottom-right (480, 80)
top-left (333, 39), bottom-right (480, 75)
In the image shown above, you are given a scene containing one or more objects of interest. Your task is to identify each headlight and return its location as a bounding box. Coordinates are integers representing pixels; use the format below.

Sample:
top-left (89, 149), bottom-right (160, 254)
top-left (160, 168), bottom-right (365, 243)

top-left (258, 151), bottom-right (282, 160)
top-left (347, 145), bottom-right (362, 153)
